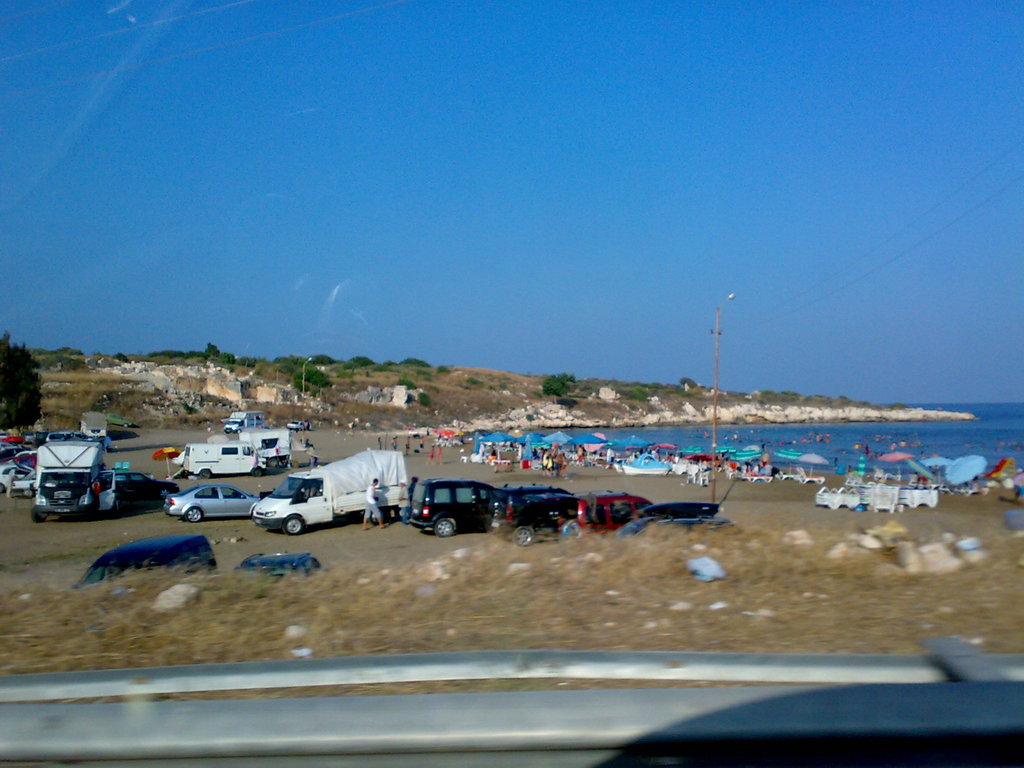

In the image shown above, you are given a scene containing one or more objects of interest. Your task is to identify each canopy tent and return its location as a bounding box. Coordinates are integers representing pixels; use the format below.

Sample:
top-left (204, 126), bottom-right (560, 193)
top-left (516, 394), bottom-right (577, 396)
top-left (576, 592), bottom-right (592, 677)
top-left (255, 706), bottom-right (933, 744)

top-left (569, 433), bottom-right (607, 446)
top-left (480, 431), bottom-right (517, 444)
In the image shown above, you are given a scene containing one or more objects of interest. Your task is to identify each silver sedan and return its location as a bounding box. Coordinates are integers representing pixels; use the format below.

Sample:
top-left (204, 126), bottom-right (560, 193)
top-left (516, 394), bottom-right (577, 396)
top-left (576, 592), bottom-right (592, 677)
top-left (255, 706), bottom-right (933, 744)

top-left (164, 484), bottom-right (260, 523)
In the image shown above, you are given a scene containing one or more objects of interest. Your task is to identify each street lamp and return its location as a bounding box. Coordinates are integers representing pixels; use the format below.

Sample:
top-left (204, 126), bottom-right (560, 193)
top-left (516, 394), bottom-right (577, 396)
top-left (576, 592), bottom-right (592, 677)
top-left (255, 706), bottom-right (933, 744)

top-left (710, 293), bottom-right (735, 504)
top-left (301, 357), bottom-right (313, 397)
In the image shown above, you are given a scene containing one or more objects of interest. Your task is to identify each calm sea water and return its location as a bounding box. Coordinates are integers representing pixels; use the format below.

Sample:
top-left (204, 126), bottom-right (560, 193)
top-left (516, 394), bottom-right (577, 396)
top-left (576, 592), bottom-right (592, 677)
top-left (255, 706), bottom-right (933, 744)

top-left (595, 402), bottom-right (1024, 471)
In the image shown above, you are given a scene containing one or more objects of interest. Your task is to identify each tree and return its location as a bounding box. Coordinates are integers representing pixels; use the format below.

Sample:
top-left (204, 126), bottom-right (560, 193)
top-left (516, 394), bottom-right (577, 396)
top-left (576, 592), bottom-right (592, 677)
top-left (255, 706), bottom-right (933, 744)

top-left (541, 372), bottom-right (576, 397)
top-left (292, 366), bottom-right (330, 396)
top-left (0, 332), bottom-right (42, 430)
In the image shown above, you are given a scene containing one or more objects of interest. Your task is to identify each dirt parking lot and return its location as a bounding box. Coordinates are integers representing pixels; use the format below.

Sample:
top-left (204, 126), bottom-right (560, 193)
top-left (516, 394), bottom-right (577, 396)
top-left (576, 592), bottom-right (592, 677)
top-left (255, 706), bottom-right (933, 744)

top-left (1, 427), bottom-right (1016, 590)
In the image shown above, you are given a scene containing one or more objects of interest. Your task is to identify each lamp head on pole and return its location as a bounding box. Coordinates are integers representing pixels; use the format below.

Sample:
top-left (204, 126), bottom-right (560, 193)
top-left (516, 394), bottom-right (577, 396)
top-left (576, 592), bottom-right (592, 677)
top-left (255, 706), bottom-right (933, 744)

top-left (727, 293), bottom-right (735, 301)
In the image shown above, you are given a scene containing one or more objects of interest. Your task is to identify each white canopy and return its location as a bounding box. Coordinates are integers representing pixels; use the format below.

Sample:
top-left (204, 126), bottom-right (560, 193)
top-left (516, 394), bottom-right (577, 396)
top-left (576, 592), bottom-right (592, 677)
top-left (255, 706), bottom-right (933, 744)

top-left (316, 449), bottom-right (408, 492)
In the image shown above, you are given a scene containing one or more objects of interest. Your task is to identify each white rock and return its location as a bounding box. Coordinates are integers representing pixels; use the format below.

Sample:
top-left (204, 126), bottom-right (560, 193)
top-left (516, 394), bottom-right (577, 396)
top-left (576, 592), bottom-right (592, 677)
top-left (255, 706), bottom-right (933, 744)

top-left (152, 583), bottom-right (201, 612)
top-left (826, 542), bottom-right (852, 559)
top-left (605, 590), bottom-right (621, 597)
top-left (918, 542), bottom-right (963, 574)
top-left (896, 541), bottom-right (923, 574)
top-left (782, 529), bottom-right (813, 546)
top-left (959, 548), bottom-right (989, 564)
top-left (506, 562), bottom-right (532, 575)
top-left (668, 601), bottom-right (693, 611)
top-left (356, 576), bottom-right (372, 586)
top-left (742, 608), bottom-right (776, 618)
top-left (708, 601), bottom-right (729, 611)
top-left (643, 620), bottom-right (659, 629)
top-left (451, 548), bottom-right (471, 560)
top-left (284, 625), bottom-right (308, 641)
top-left (290, 647), bottom-right (313, 658)
top-left (851, 534), bottom-right (883, 550)
top-left (690, 543), bottom-right (708, 553)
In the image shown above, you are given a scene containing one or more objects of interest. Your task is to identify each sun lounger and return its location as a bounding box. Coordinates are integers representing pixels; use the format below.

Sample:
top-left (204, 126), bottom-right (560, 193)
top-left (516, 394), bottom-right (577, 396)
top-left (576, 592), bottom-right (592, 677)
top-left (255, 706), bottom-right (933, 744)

top-left (797, 467), bottom-right (826, 484)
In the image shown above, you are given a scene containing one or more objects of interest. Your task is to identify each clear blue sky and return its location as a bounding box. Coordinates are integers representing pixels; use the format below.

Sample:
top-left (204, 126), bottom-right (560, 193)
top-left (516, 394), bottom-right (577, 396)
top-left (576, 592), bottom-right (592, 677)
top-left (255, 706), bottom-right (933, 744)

top-left (2, 0), bottom-right (1022, 404)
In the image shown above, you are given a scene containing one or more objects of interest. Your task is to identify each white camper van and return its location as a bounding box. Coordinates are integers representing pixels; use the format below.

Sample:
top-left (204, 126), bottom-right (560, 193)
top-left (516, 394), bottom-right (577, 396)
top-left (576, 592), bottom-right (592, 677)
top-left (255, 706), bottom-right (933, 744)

top-left (240, 428), bottom-right (292, 468)
top-left (222, 411), bottom-right (265, 434)
top-left (178, 442), bottom-right (265, 478)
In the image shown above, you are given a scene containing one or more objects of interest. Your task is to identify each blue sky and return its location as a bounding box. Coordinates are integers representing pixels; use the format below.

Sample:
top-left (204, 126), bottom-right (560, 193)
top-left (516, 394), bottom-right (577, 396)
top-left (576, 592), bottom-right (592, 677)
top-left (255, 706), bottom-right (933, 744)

top-left (2, 0), bottom-right (1022, 404)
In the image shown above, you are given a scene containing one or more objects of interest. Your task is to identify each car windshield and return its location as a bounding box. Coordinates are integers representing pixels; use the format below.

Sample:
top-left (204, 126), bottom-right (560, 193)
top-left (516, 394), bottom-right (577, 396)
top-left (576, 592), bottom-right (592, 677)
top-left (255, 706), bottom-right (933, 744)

top-left (269, 476), bottom-right (306, 500)
top-left (41, 471), bottom-right (88, 488)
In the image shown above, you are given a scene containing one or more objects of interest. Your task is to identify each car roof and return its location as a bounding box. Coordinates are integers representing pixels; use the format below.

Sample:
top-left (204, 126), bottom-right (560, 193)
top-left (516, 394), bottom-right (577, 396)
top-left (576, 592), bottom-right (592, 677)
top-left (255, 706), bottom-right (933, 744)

top-left (182, 483), bottom-right (249, 493)
top-left (88, 535), bottom-right (212, 567)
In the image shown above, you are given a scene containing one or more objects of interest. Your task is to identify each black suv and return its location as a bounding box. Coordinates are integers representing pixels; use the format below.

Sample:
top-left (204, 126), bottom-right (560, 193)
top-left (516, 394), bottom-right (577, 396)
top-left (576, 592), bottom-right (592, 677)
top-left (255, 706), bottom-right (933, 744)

top-left (490, 484), bottom-right (577, 546)
top-left (409, 478), bottom-right (496, 538)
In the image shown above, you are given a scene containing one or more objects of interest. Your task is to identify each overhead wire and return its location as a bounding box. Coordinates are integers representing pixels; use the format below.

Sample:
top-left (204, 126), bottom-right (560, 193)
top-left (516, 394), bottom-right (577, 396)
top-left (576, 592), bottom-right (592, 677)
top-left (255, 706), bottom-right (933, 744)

top-left (734, 141), bottom-right (1024, 330)
top-left (4, 0), bottom-right (418, 97)
top-left (0, 0), bottom-right (262, 64)
top-left (0, 0), bottom-right (79, 24)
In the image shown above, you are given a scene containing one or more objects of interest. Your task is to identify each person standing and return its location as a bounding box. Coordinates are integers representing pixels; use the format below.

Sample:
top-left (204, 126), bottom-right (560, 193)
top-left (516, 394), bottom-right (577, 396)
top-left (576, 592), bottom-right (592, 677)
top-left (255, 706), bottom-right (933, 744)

top-left (363, 478), bottom-right (383, 529)
top-left (401, 476), bottom-right (418, 525)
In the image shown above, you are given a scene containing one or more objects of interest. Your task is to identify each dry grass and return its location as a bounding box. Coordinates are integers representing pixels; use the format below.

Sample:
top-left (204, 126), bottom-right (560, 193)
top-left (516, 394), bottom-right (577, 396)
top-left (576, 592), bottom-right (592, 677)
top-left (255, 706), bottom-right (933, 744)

top-left (2, 525), bottom-right (1022, 678)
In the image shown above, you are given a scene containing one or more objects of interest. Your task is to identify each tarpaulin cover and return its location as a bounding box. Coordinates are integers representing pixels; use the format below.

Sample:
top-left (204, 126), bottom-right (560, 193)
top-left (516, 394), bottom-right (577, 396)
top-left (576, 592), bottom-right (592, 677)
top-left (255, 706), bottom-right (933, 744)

top-left (316, 449), bottom-right (408, 493)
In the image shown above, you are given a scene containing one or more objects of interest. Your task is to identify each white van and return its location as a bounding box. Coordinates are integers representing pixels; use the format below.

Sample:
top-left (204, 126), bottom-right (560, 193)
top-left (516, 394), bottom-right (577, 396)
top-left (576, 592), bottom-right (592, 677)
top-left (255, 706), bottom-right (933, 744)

top-left (223, 411), bottom-right (265, 434)
top-left (179, 442), bottom-right (265, 478)
top-left (240, 429), bottom-right (292, 468)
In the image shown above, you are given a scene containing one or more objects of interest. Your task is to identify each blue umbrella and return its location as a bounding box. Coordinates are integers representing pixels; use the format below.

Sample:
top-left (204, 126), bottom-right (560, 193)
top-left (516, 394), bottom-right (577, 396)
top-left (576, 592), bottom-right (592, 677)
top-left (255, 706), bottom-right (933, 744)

top-left (906, 458), bottom-right (938, 483)
top-left (544, 431), bottom-right (573, 444)
top-left (569, 433), bottom-right (606, 445)
top-left (946, 455), bottom-right (987, 485)
top-left (517, 432), bottom-right (547, 444)
top-left (481, 431), bottom-right (516, 443)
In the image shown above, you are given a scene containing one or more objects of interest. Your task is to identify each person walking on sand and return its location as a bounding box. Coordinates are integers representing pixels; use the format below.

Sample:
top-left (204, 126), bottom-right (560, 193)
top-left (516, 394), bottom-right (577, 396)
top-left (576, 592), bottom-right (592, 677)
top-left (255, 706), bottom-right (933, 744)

top-left (363, 478), bottom-right (383, 529)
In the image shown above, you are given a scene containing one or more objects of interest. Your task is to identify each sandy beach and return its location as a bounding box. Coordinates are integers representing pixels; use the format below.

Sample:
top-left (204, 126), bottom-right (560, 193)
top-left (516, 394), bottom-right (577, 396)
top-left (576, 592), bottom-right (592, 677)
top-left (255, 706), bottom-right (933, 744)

top-left (0, 426), bottom-right (1015, 591)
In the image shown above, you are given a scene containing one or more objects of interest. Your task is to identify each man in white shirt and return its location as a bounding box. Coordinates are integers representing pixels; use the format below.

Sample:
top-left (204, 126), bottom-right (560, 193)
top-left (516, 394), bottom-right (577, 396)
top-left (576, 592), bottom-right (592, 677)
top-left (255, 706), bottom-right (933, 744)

top-left (362, 478), bottom-right (383, 529)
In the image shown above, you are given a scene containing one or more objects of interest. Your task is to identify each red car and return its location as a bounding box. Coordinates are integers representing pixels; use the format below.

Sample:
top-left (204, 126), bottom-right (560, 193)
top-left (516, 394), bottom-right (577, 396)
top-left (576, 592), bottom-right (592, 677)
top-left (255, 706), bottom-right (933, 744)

top-left (562, 492), bottom-right (652, 537)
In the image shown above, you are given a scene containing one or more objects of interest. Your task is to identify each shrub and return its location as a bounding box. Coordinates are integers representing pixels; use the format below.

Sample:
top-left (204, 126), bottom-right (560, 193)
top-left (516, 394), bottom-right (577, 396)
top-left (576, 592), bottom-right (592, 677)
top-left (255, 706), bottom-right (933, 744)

top-left (397, 376), bottom-right (416, 388)
top-left (418, 392), bottom-right (432, 407)
top-left (400, 358), bottom-right (430, 368)
top-left (436, 366), bottom-right (451, 374)
top-left (541, 373), bottom-right (576, 397)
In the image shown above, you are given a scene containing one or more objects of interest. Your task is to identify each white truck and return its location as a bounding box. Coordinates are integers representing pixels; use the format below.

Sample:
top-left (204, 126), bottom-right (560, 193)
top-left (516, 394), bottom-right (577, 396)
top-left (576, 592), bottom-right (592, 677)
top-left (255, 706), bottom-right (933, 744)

top-left (223, 411), bottom-right (265, 434)
top-left (32, 441), bottom-right (117, 522)
top-left (80, 411), bottom-right (107, 439)
top-left (251, 450), bottom-right (407, 535)
top-left (240, 428), bottom-right (292, 468)
top-left (176, 442), bottom-right (265, 478)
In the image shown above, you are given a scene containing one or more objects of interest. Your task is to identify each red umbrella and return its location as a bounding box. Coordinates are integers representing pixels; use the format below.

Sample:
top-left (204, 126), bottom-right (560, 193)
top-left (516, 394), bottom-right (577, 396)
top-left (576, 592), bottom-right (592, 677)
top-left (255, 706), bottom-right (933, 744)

top-left (152, 447), bottom-right (182, 478)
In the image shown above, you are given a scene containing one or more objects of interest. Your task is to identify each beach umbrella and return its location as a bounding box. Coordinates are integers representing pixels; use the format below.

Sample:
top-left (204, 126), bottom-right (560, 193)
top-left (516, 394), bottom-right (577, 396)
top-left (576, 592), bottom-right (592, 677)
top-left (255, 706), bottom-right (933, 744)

top-left (798, 452), bottom-right (830, 466)
top-left (921, 456), bottom-right (953, 468)
top-left (569, 433), bottom-right (606, 445)
top-left (682, 445), bottom-right (705, 454)
top-left (878, 451), bottom-right (914, 462)
top-left (732, 449), bottom-right (762, 462)
top-left (517, 432), bottom-right (547, 444)
top-left (774, 448), bottom-right (804, 461)
top-left (481, 431), bottom-right (516, 443)
top-left (1, 435), bottom-right (24, 443)
top-left (544, 431), bottom-right (573, 445)
top-left (151, 446), bottom-right (181, 478)
top-left (946, 455), bottom-right (987, 485)
top-left (906, 458), bottom-right (938, 483)
top-left (856, 454), bottom-right (867, 475)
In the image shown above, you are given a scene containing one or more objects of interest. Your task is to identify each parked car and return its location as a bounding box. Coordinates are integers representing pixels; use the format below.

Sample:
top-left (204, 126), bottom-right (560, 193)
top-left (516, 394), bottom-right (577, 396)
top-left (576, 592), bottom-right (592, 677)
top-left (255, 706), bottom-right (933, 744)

top-left (235, 552), bottom-right (323, 577)
top-left (114, 471), bottom-right (179, 505)
top-left (77, 534), bottom-right (217, 585)
top-left (45, 430), bottom-right (88, 443)
top-left (21, 431), bottom-right (49, 448)
top-left (561, 492), bottom-right (653, 537)
top-left (616, 501), bottom-right (731, 537)
top-left (0, 464), bottom-right (34, 495)
top-left (490, 483), bottom-right (574, 520)
top-left (409, 478), bottom-right (496, 537)
top-left (494, 492), bottom-right (581, 546)
top-left (286, 420), bottom-right (312, 431)
top-left (164, 484), bottom-right (260, 522)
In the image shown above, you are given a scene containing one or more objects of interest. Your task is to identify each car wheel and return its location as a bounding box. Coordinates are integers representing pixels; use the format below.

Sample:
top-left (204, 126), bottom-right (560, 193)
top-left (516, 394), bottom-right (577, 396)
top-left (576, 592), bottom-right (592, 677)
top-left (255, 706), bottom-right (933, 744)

top-left (560, 520), bottom-right (581, 539)
top-left (513, 525), bottom-right (535, 547)
top-left (283, 515), bottom-right (306, 536)
top-left (434, 517), bottom-right (456, 538)
top-left (250, 466), bottom-right (265, 477)
top-left (31, 510), bottom-right (47, 523)
top-left (184, 507), bottom-right (204, 523)
top-left (199, 469), bottom-right (213, 479)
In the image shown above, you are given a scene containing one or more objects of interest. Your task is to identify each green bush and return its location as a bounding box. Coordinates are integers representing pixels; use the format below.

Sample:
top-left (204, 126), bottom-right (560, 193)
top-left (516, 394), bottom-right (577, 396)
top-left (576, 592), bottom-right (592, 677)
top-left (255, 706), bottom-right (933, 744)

top-left (397, 376), bottom-right (416, 388)
top-left (418, 392), bottom-right (432, 407)
top-left (541, 373), bottom-right (576, 397)
top-left (401, 358), bottom-right (430, 368)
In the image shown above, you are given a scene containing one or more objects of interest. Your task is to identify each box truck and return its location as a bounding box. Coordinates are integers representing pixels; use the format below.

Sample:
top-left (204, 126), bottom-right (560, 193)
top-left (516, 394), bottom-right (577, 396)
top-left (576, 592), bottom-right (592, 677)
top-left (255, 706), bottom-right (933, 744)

top-left (32, 441), bottom-right (117, 522)
top-left (251, 450), bottom-right (407, 535)
top-left (177, 442), bottom-right (265, 478)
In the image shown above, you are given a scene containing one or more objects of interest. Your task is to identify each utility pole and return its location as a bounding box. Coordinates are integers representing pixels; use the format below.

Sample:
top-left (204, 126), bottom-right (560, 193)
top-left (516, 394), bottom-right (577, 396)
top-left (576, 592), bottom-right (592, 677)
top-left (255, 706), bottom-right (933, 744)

top-left (710, 293), bottom-right (735, 503)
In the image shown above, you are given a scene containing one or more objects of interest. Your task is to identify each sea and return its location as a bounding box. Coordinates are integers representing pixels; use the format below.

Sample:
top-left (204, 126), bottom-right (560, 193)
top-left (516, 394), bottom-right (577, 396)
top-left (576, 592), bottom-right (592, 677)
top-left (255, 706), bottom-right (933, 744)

top-left (595, 402), bottom-right (1024, 472)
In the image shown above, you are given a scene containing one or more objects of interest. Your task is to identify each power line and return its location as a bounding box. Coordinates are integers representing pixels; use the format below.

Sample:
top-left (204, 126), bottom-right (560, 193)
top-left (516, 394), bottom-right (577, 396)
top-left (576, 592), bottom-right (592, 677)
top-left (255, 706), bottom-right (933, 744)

top-left (0, 0), bottom-right (78, 24)
top-left (741, 164), bottom-right (1024, 329)
top-left (0, 0), bottom-right (261, 64)
top-left (5, 0), bottom-right (417, 97)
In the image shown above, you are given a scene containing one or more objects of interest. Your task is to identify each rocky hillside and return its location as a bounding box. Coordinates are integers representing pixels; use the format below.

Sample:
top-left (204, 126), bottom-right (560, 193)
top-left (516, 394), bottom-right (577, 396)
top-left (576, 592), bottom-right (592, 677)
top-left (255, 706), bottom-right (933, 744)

top-left (35, 351), bottom-right (974, 431)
